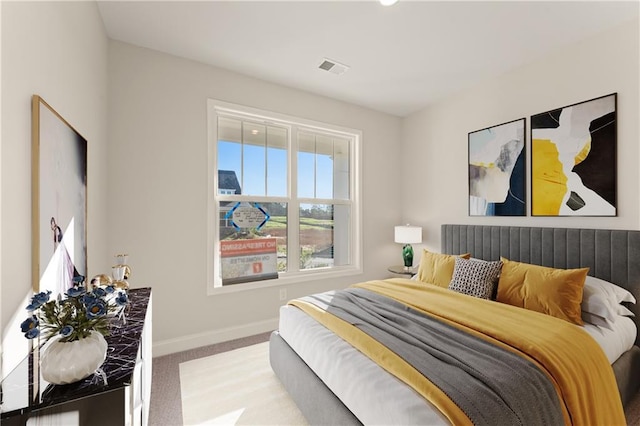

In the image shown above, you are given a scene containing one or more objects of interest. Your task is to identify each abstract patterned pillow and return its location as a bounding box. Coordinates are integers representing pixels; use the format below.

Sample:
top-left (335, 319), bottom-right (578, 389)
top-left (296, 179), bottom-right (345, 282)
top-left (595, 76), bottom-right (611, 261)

top-left (448, 258), bottom-right (503, 300)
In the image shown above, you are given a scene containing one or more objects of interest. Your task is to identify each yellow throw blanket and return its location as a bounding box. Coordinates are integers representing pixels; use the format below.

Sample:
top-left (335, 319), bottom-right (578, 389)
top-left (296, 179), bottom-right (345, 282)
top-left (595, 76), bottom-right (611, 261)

top-left (290, 278), bottom-right (625, 426)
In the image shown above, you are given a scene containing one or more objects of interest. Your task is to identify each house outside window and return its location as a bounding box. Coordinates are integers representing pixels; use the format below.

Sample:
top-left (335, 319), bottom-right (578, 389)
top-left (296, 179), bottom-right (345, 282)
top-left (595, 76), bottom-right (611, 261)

top-left (207, 99), bottom-right (362, 292)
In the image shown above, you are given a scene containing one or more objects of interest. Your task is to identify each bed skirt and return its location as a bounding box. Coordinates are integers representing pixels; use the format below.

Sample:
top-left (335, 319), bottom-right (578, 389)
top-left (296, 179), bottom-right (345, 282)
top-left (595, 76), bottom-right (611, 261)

top-left (614, 345), bottom-right (640, 406)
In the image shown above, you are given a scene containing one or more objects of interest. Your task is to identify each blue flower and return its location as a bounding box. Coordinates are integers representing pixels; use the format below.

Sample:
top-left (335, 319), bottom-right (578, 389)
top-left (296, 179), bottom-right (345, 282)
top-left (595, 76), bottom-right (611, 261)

top-left (82, 293), bottom-right (98, 305)
top-left (60, 325), bottom-right (74, 337)
top-left (25, 327), bottom-right (40, 339)
top-left (26, 291), bottom-right (51, 311)
top-left (20, 315), bottom-right (39, 333)
top-left (115, 292), bottom-right (129, 306)
top-left (86, 299), bottom-right (107, 318)
top-left (19, 277), bottom-right (131, 344)
top-left (67, 286), bottom-right (86, 298)
top-left (34, 290), bottom-right (51, 304)
top-left (21, 316), bottom-right (40, 339)
top-left (72, 275), bottom-right (85, 285)
top-left (25, 302), bottom-right (40, 311)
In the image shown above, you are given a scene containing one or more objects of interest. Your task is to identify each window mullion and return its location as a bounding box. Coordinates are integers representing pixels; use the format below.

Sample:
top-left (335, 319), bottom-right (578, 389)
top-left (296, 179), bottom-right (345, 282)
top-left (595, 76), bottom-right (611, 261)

top-left (218, 195), bottom-right (288, 204)
top-left (264, 126), bottom-right (268, 196)
top-left (289, 126), bottom-right (295, 200)
top-left (288, 200), bottom-right (301, 273)
top-left (288, 127), bottom-right (300, 273)
top-left (298, 197), bottom-right (349, 205)
top-left (240, 122), bottom-right (245, 191)
top-left (313, 135), bottom-right (317, 199)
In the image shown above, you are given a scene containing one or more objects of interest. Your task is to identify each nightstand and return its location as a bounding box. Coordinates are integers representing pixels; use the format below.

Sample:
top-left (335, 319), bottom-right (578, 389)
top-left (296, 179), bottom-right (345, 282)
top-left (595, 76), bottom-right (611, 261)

top-left (388, 265), bottom-right (417, 276)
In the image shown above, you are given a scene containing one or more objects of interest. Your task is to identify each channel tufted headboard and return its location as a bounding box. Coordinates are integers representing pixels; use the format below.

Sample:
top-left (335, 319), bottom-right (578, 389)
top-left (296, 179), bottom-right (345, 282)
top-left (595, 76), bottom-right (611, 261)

top-left (441, 224), bottom-right (640, 345)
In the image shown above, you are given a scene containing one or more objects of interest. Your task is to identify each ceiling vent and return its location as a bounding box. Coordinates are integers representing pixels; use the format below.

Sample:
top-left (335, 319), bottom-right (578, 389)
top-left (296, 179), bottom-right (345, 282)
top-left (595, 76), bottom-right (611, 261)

top-left (318, 58), bottom-right (350, 76)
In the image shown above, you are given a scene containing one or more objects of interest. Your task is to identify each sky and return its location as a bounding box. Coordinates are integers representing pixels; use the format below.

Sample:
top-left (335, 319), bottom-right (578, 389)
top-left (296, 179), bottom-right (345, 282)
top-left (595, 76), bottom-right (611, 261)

top-left (218, 140), bottom-right (333, 198)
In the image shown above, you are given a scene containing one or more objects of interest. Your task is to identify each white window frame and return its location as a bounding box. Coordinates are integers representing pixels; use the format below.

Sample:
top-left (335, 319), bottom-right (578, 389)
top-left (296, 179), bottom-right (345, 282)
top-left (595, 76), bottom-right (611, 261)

top-left (207, 99), bottom-right (363, 295)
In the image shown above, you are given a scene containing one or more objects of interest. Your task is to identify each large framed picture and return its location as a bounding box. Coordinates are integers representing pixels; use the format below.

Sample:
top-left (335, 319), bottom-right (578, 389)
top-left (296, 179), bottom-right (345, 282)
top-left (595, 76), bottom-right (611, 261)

top-left (32, 95), bottom-right (87, 295)
top-left (531, 93), bottom-right (617, 216)
top-left (468, 118), bottom-right (526, 216)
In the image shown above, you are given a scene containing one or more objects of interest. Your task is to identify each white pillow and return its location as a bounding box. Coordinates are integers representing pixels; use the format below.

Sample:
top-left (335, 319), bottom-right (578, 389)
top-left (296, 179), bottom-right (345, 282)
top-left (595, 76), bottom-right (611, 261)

top-left (617, 304), bottom-right (635, 317)
top-left (581, 311), bottom-right (614, 330)
top-left (581, 276), bottom-right (635, 325)
top-left (585, 276), bottom-right (636, 304)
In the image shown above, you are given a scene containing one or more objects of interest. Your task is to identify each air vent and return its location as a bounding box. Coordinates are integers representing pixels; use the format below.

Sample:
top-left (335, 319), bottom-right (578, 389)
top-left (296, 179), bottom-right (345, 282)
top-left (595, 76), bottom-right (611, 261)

top-left (318, 58), bottom-right (350, 75)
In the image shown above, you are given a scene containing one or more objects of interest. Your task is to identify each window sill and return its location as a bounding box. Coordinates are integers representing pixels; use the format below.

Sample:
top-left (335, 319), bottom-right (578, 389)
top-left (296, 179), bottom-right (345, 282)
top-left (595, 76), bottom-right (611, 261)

top-left (207, 266), bottom-right (363, 296)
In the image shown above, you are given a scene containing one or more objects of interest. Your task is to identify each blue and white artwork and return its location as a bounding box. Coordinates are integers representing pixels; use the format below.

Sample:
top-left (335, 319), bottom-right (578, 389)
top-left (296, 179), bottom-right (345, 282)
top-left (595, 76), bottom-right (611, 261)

top-left (468, 118), bottom-right (526, 216)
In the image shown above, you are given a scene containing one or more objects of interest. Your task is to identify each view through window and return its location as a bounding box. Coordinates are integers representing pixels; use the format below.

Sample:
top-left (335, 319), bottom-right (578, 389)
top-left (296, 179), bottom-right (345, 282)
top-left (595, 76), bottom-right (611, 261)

top-left (209, 101), bottom-right (361, 290)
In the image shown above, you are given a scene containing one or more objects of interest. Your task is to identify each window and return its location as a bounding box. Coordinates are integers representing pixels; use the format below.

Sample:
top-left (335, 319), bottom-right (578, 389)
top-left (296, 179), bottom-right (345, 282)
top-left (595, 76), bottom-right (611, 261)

top-left (208, 99), bottom-right (362, 292)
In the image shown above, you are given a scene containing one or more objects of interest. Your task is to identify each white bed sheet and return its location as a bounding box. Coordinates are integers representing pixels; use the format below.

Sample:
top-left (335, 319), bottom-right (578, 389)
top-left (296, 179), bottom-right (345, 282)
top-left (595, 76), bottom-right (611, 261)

top-left (279, 295), bottom-right (636, 424)
top-left (582, 315), bottom-right (637, 364)
top-left (279, 299), bottom-right (448, 426)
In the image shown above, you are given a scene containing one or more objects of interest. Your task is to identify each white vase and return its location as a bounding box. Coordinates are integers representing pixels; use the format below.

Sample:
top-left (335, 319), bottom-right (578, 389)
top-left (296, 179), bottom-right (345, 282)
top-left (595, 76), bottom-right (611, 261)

top-left (41, 331), bottom-right (108, 385)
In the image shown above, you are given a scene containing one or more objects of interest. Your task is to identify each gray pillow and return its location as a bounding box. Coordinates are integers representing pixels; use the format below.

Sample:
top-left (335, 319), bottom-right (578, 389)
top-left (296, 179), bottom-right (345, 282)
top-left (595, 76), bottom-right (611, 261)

top-left (448, 257), bottom-right (503, 300)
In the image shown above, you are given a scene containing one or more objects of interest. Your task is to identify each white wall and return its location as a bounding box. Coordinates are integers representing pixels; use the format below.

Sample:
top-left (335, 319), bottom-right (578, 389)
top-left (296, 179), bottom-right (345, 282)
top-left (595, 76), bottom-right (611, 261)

top-left (402, 18), bottom-right (640, 251)
top-left (1, 1), bottom-right (109, 375)
top-left (0, 1), bottom-right (4, 381)
top-left (4, 4), bottom-right (632, 361)
top-left (107, 41), bottom-right (402, 355)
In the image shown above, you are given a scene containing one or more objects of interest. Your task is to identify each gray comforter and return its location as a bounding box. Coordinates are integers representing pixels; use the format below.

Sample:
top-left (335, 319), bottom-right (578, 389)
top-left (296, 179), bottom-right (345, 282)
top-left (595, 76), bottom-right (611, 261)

top-left (301, 288), bottom-right (565, 426)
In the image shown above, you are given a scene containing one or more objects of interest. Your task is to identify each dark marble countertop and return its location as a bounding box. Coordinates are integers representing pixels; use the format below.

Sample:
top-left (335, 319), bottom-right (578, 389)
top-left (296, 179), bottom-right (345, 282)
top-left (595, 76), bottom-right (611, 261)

top-left (1, 287), bottom-right (151, 419)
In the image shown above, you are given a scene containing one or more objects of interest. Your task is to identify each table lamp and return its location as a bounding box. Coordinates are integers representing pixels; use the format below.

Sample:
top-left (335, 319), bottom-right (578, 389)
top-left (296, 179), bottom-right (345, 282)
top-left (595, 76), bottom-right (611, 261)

top-left (394, 225), bottom-right (422, 269)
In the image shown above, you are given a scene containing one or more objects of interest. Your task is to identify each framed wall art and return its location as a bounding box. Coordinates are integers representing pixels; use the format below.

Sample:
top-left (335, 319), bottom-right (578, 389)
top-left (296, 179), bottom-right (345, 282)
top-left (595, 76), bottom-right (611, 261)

top-left (468, 118), bottom-right (526, 216)
top-left (531, 93), bottom-right (616, 217)
top-left (32, 95), bottom-right (88, 295)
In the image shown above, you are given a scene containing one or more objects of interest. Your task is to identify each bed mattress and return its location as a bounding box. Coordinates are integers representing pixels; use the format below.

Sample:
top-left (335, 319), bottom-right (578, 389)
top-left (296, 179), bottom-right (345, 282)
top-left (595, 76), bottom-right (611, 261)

top-left (279, 300), bottom-right (448, 425)
top-left (583, 315), bottom-right (636, 363)
top-left (278, 294), bottom-right (636, 425)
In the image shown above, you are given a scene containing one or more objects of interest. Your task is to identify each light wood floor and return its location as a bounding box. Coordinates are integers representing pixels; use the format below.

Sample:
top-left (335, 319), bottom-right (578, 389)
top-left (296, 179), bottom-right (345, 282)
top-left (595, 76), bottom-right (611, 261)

top-left (149, 332), bottom-right (272, 425)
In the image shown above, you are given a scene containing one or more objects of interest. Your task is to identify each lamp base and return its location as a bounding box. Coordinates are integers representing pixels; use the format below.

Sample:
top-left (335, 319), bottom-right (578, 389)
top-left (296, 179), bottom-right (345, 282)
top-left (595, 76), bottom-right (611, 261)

top-left (402, 244), bottom-right (414, 268)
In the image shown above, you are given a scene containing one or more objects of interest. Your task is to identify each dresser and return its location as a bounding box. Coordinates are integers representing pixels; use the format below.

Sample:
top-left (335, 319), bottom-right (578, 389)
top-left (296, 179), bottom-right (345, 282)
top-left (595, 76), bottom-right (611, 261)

top-left (1, 288), bottom-right (152, 426)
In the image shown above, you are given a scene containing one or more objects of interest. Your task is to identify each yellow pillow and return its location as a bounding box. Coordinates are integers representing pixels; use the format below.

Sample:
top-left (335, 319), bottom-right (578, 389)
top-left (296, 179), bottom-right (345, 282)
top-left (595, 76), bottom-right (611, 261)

top-left (416, 250), bottom-right (471, 288)
top-left (496, 257), bottom-right (588, 325)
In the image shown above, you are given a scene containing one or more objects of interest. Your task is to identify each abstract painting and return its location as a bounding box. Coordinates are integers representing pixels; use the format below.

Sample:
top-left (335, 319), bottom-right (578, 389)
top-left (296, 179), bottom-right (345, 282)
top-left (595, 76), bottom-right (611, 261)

top-left (468, 118), bottom-right (526, 216)
top-left (32, 96), bottom-right (87, 295)
top-left (531, 93), bottom-right (616, 216)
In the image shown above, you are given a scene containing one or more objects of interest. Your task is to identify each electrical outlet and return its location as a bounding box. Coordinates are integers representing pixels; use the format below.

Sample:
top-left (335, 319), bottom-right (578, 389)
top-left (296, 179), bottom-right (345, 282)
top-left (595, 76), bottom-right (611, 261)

top-left (279, 288), bottom-right (287, 301)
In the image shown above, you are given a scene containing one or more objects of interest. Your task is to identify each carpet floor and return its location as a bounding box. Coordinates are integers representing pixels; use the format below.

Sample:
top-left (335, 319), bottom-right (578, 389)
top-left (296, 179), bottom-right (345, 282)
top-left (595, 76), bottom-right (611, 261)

top-left (150, 332), bottom-right (640, 425)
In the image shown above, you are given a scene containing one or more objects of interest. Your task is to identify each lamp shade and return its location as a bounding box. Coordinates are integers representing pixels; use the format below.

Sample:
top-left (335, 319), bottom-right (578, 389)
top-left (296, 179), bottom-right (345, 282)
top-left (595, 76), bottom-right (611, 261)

top-left (394, 225), bottom-right (422, 244)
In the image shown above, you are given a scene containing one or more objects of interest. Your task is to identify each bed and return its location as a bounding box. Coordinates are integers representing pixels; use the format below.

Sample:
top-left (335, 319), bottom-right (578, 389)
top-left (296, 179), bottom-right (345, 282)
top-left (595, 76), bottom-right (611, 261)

top-left (269, 224), bottom-right (640, 425)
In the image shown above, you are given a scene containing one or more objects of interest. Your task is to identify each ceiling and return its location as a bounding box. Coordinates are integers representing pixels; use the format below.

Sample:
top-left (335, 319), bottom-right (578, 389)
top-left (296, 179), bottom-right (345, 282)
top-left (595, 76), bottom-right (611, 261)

top-left (97, 1), bottom-right (639, 117)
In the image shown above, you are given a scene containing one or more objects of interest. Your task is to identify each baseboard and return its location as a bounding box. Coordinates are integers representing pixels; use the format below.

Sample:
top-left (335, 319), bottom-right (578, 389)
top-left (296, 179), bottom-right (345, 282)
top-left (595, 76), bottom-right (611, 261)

top-left (152, 317), bottom-right (279, 357)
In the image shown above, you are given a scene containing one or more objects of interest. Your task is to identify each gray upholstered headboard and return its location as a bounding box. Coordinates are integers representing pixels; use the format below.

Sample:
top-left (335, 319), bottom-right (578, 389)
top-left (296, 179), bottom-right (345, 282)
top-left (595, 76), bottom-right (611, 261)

top-left (441, 224), bottom-right (640, 345)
